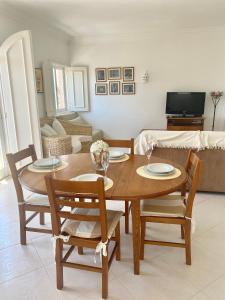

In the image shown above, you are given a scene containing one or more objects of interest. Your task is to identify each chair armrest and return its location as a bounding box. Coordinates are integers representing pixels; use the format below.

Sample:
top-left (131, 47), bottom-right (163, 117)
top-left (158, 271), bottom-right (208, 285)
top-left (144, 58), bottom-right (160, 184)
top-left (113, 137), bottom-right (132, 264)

top-left (42, 135), bottom-right (72, 157)
top-left (59, 120), bottom-right (92, 136)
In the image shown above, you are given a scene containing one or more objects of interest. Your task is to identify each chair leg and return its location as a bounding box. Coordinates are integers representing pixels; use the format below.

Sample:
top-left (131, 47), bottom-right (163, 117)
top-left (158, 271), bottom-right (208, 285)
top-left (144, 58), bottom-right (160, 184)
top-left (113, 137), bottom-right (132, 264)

top-left (181, 225), bottom-right (184, 239)
top-left (78, 247), bottom-right (84, 255)
top-left (19, 207), bottom-right (26, 245)
top-left (102, 249), bottom-right (109, 299)
top-left (115, 222), bottom-right (121, 261)
top-left (125, 201), bottom-right (129, 234)
top-left (55, 239), bottom-right (64, 289)
top-left (140, 218), bottom-right (146, 260)
top-left (39, 212), bottom-right (45, 225)
top-left (184, 220), bottom-right (191, 265)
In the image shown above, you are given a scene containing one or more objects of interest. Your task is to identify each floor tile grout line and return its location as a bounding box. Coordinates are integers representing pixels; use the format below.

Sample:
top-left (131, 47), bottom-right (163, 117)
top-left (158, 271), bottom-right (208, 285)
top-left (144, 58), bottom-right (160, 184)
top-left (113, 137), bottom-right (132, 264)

top-left (0, 265), bottom-right (43, 286)
top-left (189, 270), bottom-right (225, 299)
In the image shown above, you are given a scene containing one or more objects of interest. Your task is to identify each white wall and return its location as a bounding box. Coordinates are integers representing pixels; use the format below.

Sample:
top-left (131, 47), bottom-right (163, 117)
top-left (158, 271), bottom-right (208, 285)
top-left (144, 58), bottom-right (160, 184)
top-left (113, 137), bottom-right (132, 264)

top-left (70, 28), bottom-right (225, 138)
top-left (0, 7), bottom-right (71, 117)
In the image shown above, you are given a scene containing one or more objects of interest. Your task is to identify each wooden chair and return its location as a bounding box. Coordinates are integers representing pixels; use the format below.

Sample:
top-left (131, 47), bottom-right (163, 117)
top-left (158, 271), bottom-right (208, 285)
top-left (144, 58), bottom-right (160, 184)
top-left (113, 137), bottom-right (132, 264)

top-left (45, 175), bottom-right (123, 299)
top-left (140, 151), bottom-right (201, 265)
top-left (104, 138), bottom-right (134, 234)
top-left (6, 145), bottom-right (51, 245)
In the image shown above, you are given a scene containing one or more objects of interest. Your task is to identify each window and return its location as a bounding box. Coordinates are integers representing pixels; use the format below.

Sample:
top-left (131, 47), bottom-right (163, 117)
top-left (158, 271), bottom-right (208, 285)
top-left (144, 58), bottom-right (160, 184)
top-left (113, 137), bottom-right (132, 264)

top-left (53, 65), bottom-right (66, 112)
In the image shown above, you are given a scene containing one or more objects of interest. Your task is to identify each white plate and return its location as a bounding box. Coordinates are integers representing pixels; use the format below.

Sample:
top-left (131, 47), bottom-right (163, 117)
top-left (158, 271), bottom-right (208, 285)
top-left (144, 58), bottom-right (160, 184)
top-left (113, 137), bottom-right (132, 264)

top-left (109, 150), bottom-right (125, 159)
top-left (72, 173), bottom-right (104, 182)
top-left (34, 158), bottom-right (60, 168)
top-left (147, 163), bottom-right (174, 174)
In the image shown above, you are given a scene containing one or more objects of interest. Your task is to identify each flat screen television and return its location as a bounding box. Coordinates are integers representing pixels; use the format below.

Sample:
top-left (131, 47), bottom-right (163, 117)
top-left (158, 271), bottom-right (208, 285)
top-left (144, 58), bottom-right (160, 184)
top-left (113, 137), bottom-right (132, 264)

top-left (166, 92), bottom-right (206, 116)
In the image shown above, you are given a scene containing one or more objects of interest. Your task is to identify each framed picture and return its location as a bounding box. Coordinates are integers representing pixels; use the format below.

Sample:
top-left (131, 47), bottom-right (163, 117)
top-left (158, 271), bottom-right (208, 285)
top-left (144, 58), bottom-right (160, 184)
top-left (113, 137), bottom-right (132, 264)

top-left (123, 67), bottom-right (134, 81)
top-left (96, 68), bottom-right (107, 82)
top-left (122, 83), bottom-right (135, 95)
top-left (109, 81), bottom-right (120, 95)
top-left (108, 67), bottom-right (121, 80)
top-left (35, 68), bottom-right (44, 93)
top-left (95, 83), bottom-right (108, 95)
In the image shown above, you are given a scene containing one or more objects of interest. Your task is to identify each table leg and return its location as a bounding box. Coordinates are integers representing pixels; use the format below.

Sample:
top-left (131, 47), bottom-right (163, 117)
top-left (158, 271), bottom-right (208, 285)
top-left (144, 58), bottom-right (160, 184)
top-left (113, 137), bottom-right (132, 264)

top-left (131, 199), bottom-right (140, 275)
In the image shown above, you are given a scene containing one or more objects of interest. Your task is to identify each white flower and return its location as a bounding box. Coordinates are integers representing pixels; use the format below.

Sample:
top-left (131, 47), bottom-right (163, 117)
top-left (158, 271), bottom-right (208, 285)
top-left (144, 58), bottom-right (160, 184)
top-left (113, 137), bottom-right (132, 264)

top-left (90, 140), bottom-right (109, 153)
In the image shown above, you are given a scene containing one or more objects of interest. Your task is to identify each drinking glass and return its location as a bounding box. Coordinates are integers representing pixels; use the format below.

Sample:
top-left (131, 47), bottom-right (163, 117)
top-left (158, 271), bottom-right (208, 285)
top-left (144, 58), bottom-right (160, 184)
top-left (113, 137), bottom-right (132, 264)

top-left (101, 151), bottom-right (109, 182)
top-left (145, 141), bottom-right (154, 164)
top-left (48, 149), bottom-right (56, 174)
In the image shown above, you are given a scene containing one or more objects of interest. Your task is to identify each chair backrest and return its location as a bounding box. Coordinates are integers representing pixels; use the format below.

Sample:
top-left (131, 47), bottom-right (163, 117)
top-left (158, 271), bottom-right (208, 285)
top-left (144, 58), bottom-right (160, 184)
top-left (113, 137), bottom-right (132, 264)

top-left (6, 145), bottom-right (37, 203)
top-left (185, 152), bottom-right (201, 218)
top-left (45, 176), bottom-right (108, 241)
top-left (104, 139), bottom-right (134, 154)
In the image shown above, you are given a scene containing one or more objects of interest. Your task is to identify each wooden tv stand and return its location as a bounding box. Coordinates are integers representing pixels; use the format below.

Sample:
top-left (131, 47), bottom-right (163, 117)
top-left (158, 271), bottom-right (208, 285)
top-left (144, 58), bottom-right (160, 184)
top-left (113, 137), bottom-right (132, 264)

top-left (167, 116), bottom-right (205, 131)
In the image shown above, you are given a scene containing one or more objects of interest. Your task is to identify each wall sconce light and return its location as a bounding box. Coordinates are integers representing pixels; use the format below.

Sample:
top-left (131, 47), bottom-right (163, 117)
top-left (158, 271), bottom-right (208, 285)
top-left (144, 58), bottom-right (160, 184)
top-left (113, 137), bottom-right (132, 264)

top-left (141, 71), bottom-right (149, 83)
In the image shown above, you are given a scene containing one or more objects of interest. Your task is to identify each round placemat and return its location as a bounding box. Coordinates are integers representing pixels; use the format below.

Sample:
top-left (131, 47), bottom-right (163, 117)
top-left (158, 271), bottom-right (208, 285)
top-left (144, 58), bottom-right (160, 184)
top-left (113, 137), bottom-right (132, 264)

top-left (105, 178), bottom-right (113, 191)
top-left (70, 175), bottom-right (113, 191)
top-left (136, 165), bottom-right (181, 180)
top-left (109, 154), bottom-right (130, 163)
top-left (28, 161), bottom-right (68, 173)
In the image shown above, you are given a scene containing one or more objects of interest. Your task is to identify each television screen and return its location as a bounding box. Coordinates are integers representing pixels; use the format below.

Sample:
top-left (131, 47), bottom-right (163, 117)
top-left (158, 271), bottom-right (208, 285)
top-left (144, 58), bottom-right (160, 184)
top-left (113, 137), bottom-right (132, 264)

top-left (166, 92), bottom-right (206, 116)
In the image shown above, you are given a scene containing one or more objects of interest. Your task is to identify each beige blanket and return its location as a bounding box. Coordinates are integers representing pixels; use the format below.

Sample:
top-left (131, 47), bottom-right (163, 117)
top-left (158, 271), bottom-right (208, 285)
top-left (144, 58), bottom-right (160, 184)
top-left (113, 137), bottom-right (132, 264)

top-left (135, 130), bottom-right (202, 154)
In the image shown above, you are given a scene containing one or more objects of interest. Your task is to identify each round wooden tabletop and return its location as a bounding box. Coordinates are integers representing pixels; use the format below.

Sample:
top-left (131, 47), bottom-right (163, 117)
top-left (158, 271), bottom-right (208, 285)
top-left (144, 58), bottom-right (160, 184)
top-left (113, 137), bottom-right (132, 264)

top-left (19, 153), bottom-right (187, 200)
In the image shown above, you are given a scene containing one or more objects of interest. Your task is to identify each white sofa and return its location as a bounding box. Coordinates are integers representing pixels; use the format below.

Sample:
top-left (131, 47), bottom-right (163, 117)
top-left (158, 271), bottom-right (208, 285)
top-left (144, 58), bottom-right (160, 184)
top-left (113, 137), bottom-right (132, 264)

top-left (40, 112), bottom-right (103, 156)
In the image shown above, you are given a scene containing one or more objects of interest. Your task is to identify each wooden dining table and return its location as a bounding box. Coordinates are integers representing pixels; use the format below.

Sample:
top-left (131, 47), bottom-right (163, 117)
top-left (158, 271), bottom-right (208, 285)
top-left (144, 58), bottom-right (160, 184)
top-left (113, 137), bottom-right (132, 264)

top-left (19, 153), bottom-right (187, 275)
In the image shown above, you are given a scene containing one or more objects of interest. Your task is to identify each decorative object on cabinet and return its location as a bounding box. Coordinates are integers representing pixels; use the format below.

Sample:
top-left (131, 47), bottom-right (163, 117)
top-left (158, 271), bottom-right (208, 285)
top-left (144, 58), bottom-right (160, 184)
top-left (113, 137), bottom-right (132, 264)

top-left (210, 91), bottom-right (224, 131)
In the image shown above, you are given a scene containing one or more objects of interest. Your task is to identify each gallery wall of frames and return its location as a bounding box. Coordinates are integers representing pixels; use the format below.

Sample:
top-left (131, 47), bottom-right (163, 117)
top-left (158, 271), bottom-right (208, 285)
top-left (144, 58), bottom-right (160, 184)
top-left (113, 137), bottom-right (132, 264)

top-left (95, 67), bottom-right (135, 96)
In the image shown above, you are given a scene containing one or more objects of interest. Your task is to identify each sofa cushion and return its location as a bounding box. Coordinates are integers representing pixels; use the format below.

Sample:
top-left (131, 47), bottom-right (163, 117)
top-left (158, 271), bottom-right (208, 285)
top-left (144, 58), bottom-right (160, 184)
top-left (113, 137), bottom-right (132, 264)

top-left (40, 124), bottom-right (58, 137)
top-left (69, 116), bottom-right (88, 126)
top-left (92, 129), bottom-right (103, 141)
top-left (57, 112), bottom-right (78, 121)
top-left (52, 119), bottom-right (66, 136)
top-left (62, 208), bottom-right (123, 239)
top-left (71, 135), bottom-right (82, 153)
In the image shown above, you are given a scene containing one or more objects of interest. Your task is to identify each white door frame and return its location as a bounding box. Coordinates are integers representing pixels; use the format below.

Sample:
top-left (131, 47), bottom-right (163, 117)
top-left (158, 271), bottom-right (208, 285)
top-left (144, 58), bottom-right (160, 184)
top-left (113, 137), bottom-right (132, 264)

top-left (0, 30), bottom-right (42, 159)
top-left (0, 74), bottom-right (8, 178)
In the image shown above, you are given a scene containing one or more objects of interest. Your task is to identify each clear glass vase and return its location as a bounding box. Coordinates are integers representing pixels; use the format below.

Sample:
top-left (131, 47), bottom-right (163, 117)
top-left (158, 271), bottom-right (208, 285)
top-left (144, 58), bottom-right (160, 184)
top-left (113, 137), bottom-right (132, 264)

top-left (90, 150), bottom-right (104, 171)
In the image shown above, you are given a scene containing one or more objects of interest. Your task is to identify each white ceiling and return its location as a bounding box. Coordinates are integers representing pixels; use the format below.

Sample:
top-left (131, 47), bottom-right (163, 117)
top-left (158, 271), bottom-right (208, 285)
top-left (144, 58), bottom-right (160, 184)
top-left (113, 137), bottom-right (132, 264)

top-left (3, 0), bottom-right (225, 38)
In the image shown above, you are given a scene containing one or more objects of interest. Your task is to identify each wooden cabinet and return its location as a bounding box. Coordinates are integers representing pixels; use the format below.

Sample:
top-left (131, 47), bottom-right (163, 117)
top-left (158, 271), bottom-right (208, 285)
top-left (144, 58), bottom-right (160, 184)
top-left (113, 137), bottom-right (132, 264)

top-left (167, 116), bottom-right (205, 131)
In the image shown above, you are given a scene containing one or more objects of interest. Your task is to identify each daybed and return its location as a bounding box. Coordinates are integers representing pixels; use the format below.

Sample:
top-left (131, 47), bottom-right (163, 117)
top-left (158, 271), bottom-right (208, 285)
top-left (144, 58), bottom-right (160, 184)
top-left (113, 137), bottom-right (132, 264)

top-left (135, 130), bottom-right (225, 193)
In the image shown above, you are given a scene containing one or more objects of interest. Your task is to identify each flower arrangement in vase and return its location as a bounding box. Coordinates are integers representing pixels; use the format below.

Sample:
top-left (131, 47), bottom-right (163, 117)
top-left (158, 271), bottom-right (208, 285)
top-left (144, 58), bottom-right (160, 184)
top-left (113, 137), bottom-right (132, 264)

top-left (210, 91), bottom-right (224, 131)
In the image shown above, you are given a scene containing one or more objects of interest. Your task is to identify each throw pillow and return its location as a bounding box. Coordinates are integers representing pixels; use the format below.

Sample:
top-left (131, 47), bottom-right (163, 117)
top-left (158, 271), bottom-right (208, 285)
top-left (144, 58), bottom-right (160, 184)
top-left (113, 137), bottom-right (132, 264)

top-left (52, 119), bottom-right (66, 135)
top-left (40, 124), bottom-right (58, 137)
top-left (69, 116), bottom-right (88, 125)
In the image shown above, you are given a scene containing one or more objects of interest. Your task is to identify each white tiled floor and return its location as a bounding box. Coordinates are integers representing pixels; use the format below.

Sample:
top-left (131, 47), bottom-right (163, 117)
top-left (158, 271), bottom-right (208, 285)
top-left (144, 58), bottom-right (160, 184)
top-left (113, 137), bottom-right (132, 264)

top-left (0, 178), bottom-right (225, 299)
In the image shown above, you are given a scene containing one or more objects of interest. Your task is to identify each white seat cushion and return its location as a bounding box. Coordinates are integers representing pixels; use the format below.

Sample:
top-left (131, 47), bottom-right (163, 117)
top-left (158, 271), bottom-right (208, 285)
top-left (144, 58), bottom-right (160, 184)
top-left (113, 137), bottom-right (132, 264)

top-left (71, 135), bottom-right (82, 153)
top-left (25, 193), bottom-right (49, 206)
top-left (40, 124), bottom-right (58, 137)
top-left (62, 208), bottom-right (123, 239)
top-left (52, 119), bottom-right (66, 135)
top-left (141, 194), bottom-right (186, 218)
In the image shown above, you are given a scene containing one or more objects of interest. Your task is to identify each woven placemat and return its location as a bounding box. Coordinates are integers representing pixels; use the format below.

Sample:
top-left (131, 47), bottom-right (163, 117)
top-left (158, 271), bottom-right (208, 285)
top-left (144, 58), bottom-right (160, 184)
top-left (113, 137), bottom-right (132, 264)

top-left (28, 161), bottom-right (68, 173)
top-left (109, 154), bottom-right (130, 163)
top-left (70, 176), bottom-right (113, 191)
top-left (136, 166), bottom-right (181, 180)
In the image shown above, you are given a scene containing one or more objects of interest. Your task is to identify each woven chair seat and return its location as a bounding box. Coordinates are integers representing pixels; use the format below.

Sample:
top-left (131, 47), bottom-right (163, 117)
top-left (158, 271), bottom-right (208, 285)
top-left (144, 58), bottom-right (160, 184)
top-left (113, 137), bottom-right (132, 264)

top-left (25, 193), bottom-right (49, 206)
top-left (62, 209), bottom-right (123, 239)
top-left (141, 196), bottom-right (186, 218)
